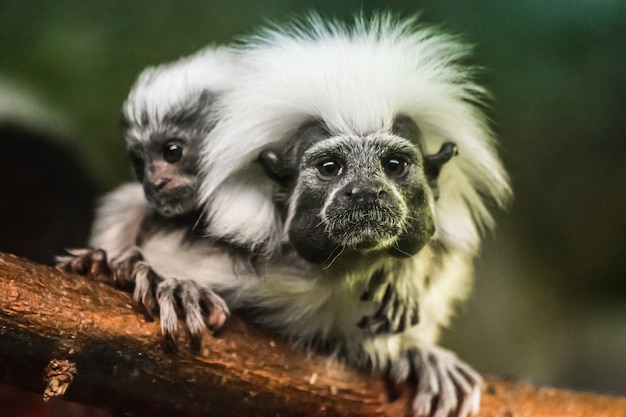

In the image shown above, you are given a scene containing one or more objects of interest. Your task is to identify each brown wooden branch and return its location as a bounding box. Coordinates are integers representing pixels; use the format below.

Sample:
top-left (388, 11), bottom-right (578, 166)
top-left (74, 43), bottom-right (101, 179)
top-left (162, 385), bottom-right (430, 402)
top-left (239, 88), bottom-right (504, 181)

top-left (1, 251), bottom-right (625, 417)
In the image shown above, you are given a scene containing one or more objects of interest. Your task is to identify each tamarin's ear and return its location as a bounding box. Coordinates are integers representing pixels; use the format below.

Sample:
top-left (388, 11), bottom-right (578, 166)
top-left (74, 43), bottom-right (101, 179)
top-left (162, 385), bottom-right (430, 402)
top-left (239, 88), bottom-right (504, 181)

top-left (391, 114), bottom-right (421, 143)
top-left (423, 142), bottom-right (458, 199)
top-left (259, 119), bottom-right (330, 186)
top-left (258, 148), bottom-right (297, 186)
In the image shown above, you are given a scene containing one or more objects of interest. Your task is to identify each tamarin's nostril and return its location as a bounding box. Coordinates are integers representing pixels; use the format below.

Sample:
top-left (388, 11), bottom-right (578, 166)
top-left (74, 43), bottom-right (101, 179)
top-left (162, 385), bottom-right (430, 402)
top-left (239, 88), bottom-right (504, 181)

top-left (155, 177), bottom-right (170, 190)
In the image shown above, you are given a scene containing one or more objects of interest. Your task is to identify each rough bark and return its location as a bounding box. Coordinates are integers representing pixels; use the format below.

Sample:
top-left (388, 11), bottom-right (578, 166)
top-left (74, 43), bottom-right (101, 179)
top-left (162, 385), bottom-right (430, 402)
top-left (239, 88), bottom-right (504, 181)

top-left (0, 252), bottom-right (624, 417)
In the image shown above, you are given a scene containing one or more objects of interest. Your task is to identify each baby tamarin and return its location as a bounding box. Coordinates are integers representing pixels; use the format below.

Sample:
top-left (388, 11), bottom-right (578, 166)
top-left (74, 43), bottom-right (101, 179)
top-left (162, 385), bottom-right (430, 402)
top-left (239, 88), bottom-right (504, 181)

top-left (57, 46), bottom-right (236, 347)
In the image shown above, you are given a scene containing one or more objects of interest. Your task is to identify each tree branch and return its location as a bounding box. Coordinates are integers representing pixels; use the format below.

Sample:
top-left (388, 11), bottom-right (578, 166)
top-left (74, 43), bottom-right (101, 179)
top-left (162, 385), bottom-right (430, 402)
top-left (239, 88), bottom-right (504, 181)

top-left (0, 252), bottom-right (624, 417)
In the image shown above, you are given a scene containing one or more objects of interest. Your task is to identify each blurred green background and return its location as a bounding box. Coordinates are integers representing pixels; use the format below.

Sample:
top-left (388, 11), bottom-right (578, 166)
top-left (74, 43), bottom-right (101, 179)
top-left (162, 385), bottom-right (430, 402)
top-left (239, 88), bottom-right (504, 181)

top-left (1, 0), bottom-right (624, 399)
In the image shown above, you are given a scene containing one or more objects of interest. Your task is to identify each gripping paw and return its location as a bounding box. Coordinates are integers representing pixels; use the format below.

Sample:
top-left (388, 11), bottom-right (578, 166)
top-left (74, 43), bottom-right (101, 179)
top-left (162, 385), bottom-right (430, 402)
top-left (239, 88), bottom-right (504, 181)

top-left (56, 247), bottom-right (143, 291)
top-left (59, 249), bottom-right (229, 351)
top-left (133, 264), bottom-right (230, 351)
top-left (359, 278), bottom-right (419, 334)
top-left (56, 248), bottom-right (112, 283)
top-left (387, 346), bottom-right (482, 417)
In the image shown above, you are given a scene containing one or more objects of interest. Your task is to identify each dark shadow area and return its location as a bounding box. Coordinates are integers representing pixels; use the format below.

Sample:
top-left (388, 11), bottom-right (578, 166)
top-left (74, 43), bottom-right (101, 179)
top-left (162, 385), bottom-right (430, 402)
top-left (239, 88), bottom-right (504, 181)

top-left (0, 124), bottom-right (97, 265)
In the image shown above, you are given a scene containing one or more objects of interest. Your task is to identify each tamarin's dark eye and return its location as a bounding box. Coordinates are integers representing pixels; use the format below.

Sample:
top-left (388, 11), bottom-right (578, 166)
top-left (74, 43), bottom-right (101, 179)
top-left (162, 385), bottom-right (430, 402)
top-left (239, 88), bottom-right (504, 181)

top-left (383, 156), bottom-right (409, 178)
top-left (316, 159), bottom-right (343, 180)
top-left (163, 142), bottom-right (183, 163)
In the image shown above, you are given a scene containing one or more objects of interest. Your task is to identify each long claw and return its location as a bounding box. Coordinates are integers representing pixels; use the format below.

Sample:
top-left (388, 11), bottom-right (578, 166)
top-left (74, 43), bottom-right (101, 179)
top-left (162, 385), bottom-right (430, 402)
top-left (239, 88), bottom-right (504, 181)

top-left (156, 278), bottom-right (180, 345)
top-left (201, 288), bottom-right (230, 333)
top-left (133, 262), bottom-right (160, 319)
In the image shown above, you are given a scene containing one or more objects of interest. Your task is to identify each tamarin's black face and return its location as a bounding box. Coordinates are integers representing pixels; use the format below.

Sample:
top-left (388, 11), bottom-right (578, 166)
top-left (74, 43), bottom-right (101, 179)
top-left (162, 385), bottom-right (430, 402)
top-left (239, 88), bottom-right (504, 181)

top-left (121, 91), bottom-right (215, 218)
top-left (127, 136), bottom-right (200, 217)
top-left (260, 116), bottom-right (457, 264)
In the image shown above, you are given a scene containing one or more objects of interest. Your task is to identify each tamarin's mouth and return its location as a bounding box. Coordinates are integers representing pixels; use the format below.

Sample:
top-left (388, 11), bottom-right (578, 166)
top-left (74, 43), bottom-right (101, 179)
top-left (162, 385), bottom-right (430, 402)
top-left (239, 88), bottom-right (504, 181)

top-left (324, 206), bottom-right (404, 249)
top-left (148, 187), bottom-right (196, 217)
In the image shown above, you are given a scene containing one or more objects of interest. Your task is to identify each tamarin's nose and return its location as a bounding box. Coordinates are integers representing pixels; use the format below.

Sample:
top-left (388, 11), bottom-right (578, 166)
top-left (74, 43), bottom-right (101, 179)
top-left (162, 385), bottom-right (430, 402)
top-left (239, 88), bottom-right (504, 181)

top-left (155, 177), bottom-right (171, 190)
top-left (147, 171), bottom-right (171, 191)
top-left (343, 181), bottom-right (386, 205)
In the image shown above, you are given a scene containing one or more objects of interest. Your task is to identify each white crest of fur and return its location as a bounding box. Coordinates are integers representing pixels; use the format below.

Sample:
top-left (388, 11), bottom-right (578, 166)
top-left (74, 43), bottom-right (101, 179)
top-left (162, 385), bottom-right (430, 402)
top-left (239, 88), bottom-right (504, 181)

top-left (200, 13), bottom-right (511, 253)
top-left (122, 45), bottom-right (237, 138)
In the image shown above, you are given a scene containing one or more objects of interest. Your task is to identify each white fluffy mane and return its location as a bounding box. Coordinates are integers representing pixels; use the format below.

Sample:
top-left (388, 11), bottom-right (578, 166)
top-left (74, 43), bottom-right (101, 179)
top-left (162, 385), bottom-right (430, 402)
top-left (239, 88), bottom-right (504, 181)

top-left (199, 13), bottom-right (511, 253)
top-left (122, 45), bottom-right (236, 129)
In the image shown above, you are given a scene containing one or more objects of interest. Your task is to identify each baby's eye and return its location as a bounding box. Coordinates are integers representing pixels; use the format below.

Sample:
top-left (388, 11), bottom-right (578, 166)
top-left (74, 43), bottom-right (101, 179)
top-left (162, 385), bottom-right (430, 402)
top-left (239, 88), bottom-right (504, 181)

top-left (163, 141), bottom-right (183, 163)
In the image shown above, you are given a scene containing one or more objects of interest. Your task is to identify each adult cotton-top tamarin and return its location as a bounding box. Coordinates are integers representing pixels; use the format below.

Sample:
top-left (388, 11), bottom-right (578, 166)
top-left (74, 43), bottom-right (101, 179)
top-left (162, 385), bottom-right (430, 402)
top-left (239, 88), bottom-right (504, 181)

top-left (194, 14), bottom-right (511, 416)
